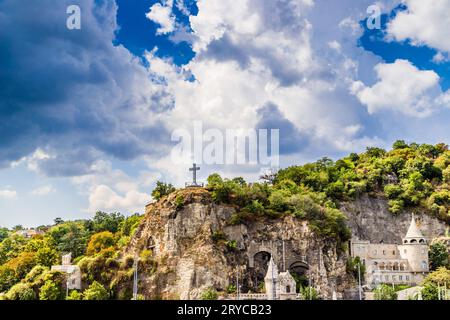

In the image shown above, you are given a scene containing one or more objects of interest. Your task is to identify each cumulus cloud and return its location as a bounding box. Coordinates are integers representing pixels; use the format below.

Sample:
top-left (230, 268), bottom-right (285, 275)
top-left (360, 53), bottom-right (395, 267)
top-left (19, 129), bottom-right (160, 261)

top-left (351, 59), bottom-right (449, 117)
top-left (387, 0), bottom-right (450, 53)
top-left (31, 185), bottom-right (56, 196)
top-left (0, 0), bottom-right (172, 174)
top-left (88, 185), bottom-right (149, 214)
top-left (72, 160), bottom-right (159, 214)
top-left (0, 189), bottom-right (17, 199)
top-left (146, 0), bottom-right (177, 35)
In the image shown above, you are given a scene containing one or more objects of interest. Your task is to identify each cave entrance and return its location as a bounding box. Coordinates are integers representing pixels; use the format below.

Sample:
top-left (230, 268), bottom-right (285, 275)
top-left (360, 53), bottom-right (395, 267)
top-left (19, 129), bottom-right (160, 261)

top-left (253, 251), bottom-right (271, 285)
top-left (289, 261), bottom-right (309, 291)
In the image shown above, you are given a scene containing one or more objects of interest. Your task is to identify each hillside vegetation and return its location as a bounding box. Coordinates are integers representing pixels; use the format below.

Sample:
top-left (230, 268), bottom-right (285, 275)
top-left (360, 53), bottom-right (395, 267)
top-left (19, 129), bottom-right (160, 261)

top-left (0, 140), bottom-right (449, 300)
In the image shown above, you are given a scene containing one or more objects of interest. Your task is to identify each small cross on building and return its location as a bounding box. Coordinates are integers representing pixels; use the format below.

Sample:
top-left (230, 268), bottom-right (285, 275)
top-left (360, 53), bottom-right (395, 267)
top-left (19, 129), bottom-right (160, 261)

top-left (186, 163), bottom-right (203, 187)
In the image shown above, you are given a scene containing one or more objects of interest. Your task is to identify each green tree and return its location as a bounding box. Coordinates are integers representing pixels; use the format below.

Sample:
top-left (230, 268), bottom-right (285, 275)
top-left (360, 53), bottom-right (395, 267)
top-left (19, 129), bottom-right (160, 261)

top-left (374, 284), bottom-right (397, 300)
top-left (0, 266), bottom-right (17, 292)
top-left (39, 280), bottom-right (62, 300)
top-left (86, 231), bottom-right (115, 256)
top-left (151, 181), bottom-right (176, 201)
top-left (5, 283), bottom-right (35, 300)
top-left (0, 228), bottom-right (8, 242)
top-left (35, 246), bottom-right (59, 267)
top-left (54, 218), bottom-right (64, 225)
top-left (429, 242), bottom-right (449, 270)
top-left (83, 281), bottom-right (109, 300)
top-left (87, 211), bottom-right (124, 234)
top-left (393, 140), bottom-right (409, 150)
top-left (119, 214), bottom-right (143, 237)
top-left (443, 166), bottom-right (450, 183)
top-left (47, 222), bottom-right (89, 258)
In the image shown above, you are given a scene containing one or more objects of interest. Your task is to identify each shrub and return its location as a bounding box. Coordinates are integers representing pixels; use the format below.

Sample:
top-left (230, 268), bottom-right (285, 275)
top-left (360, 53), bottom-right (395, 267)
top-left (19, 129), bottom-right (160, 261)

top-left (226, 284), bottom-right (236, 294)
top-left (175, 195), bottom-right (185, 209)
top-left (5, 283), bottom-right (35, 300)
top-left (83, 281), bottom-right (109, 300)
top-left (211, 231), bottom-right (226, 242)
top-left (66, 290), bottom-right (83, 300)
top-left (201, 287), bottom-right (218, 300)
top-left (300, 286), bottom-right (319, 300)
top-left (388, 199), bottom-right (404, 214)
top-left (39, 280), bottom-right (62, 300)
top-left (374, 284), bottom-right (397, 300)
top-left (384, 184), bottom-right (403, 200)
top-left (24, 265), bottom-right (48, 283)
top-left (151, 181), bottom-right (176, 201)
top-left (225, 240), bottom-right (238, 250)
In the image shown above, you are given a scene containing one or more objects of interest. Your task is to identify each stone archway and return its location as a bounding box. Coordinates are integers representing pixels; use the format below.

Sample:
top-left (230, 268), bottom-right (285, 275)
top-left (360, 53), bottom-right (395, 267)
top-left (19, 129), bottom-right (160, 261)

top-left (289, 261), bottom-right (309, 289)
top-left (253, 251), bottom-right (272, 284)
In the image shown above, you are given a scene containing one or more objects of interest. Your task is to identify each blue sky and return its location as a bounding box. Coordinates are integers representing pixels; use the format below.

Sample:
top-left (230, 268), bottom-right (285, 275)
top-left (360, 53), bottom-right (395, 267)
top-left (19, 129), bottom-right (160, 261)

top-left (1, 0), bottom-right (450, 227)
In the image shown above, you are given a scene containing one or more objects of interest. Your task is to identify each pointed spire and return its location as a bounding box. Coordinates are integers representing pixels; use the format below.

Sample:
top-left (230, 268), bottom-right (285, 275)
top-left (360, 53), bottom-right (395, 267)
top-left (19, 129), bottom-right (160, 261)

top-left (405, 213), bottom-right (424, 239)
top-left (264, 256), bottom-right (278, 280)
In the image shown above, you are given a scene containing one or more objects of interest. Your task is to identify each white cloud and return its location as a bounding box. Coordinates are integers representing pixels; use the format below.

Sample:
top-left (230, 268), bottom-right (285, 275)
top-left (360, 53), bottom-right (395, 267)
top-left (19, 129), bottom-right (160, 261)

top-left (31, 185), bottom-right (55, 196)
top-left (351, 59), bottom-right (449, 117)
top-left (88, 185), bottom-right (149, 214)
top-left (432, 52), bottom-right (449, 64)
top-left (387, 0), bottom-right (450, 53)
top-left (72, 160), bottom-right (158, 214)
top-left (146, 1), bottom-right (176, 35)
top-left (0, 189), bottom-right (17, 199)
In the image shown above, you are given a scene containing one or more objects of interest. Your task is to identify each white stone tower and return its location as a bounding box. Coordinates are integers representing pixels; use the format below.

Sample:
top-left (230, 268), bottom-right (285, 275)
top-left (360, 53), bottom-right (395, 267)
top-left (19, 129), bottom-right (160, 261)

top-left (264, 257), bottom-right (279, 300)
top-left (399, 214), bottom-right (429, 273)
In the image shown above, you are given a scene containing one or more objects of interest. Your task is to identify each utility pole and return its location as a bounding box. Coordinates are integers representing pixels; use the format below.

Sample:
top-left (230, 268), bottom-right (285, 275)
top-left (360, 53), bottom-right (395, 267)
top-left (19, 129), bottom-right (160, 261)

top-left (357, 263), bottom-right (362, 301)
top-left (66, 278), bottom-right (69, 299)
top-left (132, 254), bottom-right (138, 300)
top-left (236, 269), bottom-right (239, 300)
top-left (272, 260), bottom-right (276, 300)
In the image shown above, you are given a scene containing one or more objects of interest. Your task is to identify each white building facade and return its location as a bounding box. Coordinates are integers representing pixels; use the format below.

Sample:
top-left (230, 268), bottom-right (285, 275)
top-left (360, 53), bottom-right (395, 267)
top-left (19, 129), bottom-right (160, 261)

top-left (351, 215), bottom-right (429, 287)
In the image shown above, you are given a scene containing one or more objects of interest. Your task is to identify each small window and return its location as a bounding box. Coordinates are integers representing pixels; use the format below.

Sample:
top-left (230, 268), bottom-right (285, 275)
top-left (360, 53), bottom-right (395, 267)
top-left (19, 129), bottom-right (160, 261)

top-left (399, 276), bottom-right (403, 281)
top-left (383, 250), bottom-right (386, 255)
top-left (406, 276), bottom-right (410, 281)
top-left (422, 261), bottom-right (427, 270)
top-left (286, 286), bottom-right (291, 293)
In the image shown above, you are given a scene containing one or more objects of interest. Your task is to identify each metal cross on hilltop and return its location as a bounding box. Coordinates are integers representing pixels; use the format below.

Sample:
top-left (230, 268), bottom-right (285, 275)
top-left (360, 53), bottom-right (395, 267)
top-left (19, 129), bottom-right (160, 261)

top-left (186, 163), bottom-right (203, 187)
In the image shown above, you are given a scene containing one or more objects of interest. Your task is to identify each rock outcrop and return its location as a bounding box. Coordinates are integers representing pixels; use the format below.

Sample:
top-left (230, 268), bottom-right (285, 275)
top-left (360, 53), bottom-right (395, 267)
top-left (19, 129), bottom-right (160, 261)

top-left (126, 189), bottom-right (448, 300)
top-left (126, 188), bottom-right (354, 300)
top-left (340, 194), bottom-right (448, 244)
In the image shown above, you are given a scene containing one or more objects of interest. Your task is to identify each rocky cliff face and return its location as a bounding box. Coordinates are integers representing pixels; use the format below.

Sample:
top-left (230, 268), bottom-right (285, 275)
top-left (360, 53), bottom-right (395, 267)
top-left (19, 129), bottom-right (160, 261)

top-left (340, 195), bottom-right (448, 244)
top-left (126, 189), bottom-right (448, 300)
top-left (126, 188), bottom-right (354, 300)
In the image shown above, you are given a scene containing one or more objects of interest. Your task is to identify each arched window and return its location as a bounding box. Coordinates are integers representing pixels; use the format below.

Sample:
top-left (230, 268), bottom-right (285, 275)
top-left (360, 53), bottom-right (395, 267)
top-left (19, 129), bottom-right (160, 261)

top-left (422, 261), bottom-right (427, 270)
top-left (286, 286), bottom-right (291, 293)
top-left (404, 240), bottom-right (408, 244)
top-left (419, 239), bottom-right (425, 244)
top-left (410, 239), bottom-right (417, 244)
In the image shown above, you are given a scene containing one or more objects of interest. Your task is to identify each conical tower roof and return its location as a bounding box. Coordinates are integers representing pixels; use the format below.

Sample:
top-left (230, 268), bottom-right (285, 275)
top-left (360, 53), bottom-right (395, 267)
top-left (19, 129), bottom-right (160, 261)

top-left (264, 257), bottom-right (278, 280)
top-left (405, 214), bottom-right (424, 239)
